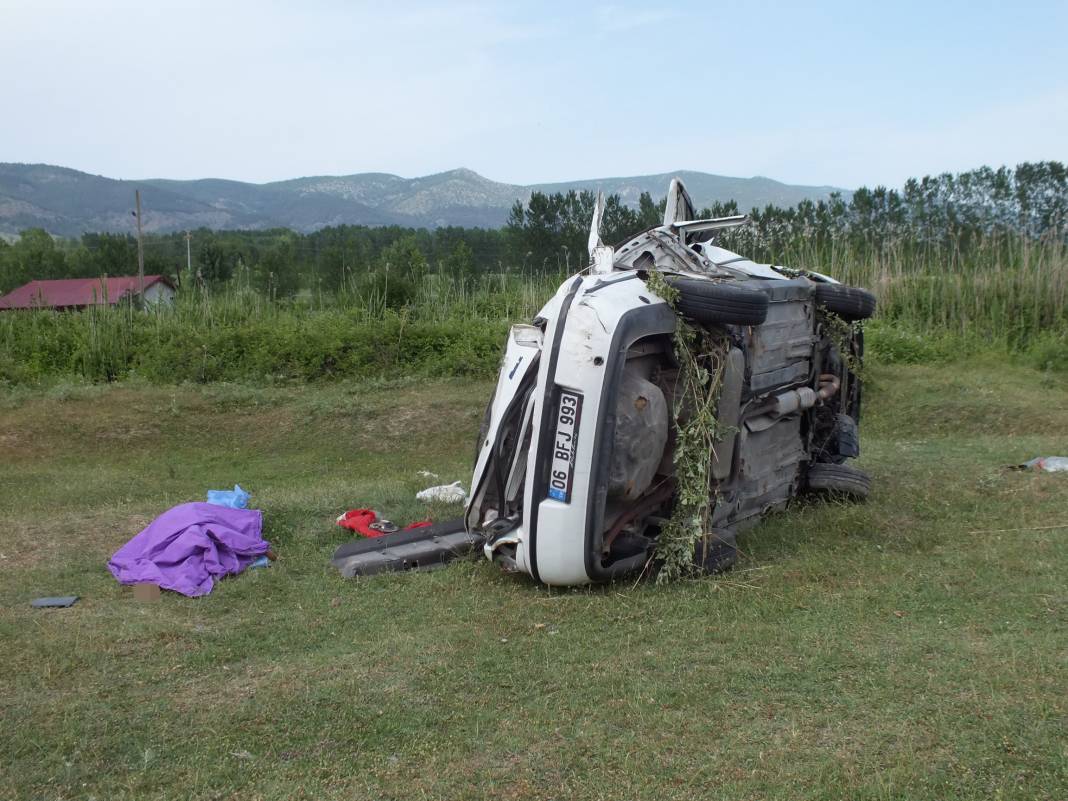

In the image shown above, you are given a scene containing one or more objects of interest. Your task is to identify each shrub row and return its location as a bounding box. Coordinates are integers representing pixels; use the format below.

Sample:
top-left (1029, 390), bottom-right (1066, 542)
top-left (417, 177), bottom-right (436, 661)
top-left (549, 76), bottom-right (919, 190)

top-left (2, 302), bottom-right (1065, 387)
top-left (0, 308), bottom-right (511, 384)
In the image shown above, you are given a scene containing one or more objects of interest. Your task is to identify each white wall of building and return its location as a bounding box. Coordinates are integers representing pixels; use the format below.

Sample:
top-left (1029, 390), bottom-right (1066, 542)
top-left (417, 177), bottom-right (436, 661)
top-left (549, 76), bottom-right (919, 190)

top-left (143, 282), bottom-right (175, 306)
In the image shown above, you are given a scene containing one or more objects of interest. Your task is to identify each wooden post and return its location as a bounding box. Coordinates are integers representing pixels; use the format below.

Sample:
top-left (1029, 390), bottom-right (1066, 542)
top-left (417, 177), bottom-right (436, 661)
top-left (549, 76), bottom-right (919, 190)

top-left (134, 190), bottom-right (146, 302)
top-left (183, 230), bottom-right (192, 289)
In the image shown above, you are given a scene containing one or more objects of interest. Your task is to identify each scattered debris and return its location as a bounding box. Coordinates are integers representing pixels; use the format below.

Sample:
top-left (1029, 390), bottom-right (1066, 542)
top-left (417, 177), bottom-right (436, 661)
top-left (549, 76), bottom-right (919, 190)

top-left (336, 509), bottom-right (431, 538)
top-left (1013, 456), bottom-right (1068, 473)
top-left (417, 470), bottom-right (439, 479)
top-left (207, 484), bottom-right (251, 508)
top-left (332, 519), bottom-right (482, 578)
top-left (31, 595), bottom-right (79, 608)
top-left (416, 481), bottom-right (467, 504)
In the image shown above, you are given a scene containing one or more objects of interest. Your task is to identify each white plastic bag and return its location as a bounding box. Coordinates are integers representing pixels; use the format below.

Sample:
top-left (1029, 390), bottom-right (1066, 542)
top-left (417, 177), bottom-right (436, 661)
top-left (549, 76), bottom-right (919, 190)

top-left (416, 481), bottom-right (468, 504)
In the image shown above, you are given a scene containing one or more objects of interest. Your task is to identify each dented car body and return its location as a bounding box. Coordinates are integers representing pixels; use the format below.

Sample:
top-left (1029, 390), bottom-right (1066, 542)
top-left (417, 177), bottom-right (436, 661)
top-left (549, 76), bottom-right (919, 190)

top-left (465, 178), bottom-right (876, 585)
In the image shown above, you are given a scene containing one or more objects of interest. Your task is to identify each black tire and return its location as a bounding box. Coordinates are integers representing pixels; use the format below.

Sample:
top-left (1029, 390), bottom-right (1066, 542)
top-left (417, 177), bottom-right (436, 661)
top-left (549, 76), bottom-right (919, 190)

top-left (666, 277), bottom-right (769, 326)
top-left (814, 283), bottom-right (877, 321)
top-left (806, 462), bottom-right (871, 501)
top-left (693, 528), bottom-right (738, 574)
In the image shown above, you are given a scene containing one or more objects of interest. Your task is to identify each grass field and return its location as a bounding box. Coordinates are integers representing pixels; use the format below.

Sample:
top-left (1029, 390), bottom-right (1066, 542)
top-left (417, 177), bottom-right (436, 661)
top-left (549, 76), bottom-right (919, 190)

top-left (1, 360), bottom-right (1066, 800)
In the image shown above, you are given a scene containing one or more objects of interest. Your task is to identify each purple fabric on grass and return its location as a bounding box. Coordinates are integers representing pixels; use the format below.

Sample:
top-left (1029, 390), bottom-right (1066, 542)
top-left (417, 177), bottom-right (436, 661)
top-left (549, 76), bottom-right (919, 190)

top-left (108, 502), bottom-right (269, 597)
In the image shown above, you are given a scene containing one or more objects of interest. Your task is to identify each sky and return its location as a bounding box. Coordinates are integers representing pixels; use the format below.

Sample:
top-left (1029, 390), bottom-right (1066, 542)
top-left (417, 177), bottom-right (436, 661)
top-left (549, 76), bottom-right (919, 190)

top-left (1, 0), bottom-right (1065, 190)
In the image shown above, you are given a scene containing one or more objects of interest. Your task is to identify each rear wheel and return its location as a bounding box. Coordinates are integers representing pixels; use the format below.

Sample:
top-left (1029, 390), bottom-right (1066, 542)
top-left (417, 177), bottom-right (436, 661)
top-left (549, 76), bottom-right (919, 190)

top-left (666, 277), bottom-right (769, 326)
top-left (805, 462), bottom-right (871, 500)
top-left (693, 528), bottom-right (738, 573)
top-left (813, 283), bottom-right (876, 321)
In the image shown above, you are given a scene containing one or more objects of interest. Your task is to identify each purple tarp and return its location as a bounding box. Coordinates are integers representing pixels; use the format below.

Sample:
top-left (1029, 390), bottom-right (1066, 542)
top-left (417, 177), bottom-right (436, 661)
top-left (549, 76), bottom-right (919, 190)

top-left (108, 502), bottom-right (270, 597)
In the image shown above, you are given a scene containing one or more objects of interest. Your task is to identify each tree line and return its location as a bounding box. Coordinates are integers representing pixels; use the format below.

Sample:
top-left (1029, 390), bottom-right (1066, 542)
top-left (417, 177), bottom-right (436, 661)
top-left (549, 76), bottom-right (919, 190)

top-left (1, 162), bottom-right (1064, 297)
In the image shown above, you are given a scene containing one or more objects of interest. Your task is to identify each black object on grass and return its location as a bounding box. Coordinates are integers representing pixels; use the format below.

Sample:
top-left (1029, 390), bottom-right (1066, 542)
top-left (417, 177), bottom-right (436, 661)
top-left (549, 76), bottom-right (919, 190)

top-left (31, 596), bottom-right (79, 608)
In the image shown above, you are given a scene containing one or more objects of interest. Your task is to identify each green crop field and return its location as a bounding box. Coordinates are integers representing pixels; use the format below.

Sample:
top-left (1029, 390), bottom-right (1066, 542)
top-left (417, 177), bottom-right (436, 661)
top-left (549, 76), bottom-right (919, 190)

top-left (1, 359), bottom-right (1065, 800)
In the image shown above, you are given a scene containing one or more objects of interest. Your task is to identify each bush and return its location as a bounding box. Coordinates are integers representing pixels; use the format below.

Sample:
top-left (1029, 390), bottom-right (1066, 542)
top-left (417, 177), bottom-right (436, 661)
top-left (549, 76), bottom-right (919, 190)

top-left (1028, 332), bottom-right (1068, 373)
top-left (0, 302), bottom-right (512, 385)
top-left (864, 322), bottom-right (972, 365)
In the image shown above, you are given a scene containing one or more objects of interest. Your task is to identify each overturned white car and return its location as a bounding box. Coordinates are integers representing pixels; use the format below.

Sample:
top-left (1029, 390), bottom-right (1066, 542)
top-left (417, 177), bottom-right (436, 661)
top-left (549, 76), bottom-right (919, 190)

top-left (465, 179), bottom-right (876, 585)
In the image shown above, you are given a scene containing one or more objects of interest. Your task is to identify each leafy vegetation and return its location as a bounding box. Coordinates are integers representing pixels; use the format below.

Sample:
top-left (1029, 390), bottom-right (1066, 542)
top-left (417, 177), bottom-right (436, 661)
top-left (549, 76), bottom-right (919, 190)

top-left (643, 271), bottom-right (731, 582)
top-left (0, 287), bottom-right (514, 385)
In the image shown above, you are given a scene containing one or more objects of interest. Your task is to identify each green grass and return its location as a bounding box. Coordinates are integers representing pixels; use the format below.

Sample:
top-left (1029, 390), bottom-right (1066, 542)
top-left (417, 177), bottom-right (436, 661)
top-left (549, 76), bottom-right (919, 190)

top-left (1, 361), bottom-right (1066, 800)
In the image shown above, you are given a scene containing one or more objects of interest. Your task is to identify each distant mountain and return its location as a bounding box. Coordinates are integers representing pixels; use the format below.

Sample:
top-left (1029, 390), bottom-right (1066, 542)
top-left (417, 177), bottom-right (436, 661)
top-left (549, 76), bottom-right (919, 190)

top-left (0, 163), bottom-right (850, 237)
top-left (532, 171), bottom-right (847, 214)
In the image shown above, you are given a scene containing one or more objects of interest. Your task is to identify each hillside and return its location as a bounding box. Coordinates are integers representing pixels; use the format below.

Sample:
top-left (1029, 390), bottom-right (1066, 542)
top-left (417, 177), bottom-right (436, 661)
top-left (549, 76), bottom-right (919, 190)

top-left (0, 163), bottom-right (850, 236)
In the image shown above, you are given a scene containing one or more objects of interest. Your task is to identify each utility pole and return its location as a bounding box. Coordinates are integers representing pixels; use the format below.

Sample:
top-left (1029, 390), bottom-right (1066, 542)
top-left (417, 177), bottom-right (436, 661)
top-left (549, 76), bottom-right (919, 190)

top-left (134, 190), bottom-right (146, 301)
top-left (185, 230), bottom-right (192, 278)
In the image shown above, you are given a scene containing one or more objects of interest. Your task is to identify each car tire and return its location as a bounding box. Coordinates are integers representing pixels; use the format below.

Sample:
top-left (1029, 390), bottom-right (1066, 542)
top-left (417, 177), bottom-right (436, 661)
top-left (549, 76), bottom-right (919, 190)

top-left (666, 277), bottom-right (769, 326)
top-left (806, 462), bottom-right (872, 500)
top-left (813, 284), bottom-right (877, 321)
top-left (693, 528), bottom-right (738, 573)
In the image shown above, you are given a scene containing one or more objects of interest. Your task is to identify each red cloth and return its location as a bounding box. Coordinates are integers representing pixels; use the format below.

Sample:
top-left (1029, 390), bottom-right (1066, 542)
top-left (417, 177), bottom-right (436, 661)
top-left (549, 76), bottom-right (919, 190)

top-left (336, 509), bottom-right (432, 538)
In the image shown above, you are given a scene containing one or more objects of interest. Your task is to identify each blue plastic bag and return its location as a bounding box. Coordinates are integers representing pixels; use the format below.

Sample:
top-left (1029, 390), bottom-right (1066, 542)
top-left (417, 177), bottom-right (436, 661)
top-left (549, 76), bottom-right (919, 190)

top-left (206, 484), bottom-right (250, 509)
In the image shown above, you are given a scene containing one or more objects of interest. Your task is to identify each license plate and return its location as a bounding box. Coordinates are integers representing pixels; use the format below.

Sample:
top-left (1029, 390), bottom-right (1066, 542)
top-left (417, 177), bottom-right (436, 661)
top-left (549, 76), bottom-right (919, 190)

top-left (547, 390), bottom-right (582, 502)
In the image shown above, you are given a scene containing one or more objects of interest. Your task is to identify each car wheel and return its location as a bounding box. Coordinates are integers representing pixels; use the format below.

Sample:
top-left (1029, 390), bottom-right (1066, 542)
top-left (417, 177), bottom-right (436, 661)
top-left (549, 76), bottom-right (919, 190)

top-left (813, 284), bottom-right (877, 321)
top-left (805, 462), bottom-right (872, 500)
top-left (665, 277), bottom-right (769, 326)
top-left (693, 527), bottom-right (738, 573)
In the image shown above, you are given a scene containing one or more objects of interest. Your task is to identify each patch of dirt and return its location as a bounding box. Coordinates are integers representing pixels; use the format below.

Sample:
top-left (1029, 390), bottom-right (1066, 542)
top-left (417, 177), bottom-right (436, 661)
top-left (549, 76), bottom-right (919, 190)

top-left (0, 431), bottom-right (23, 451)
top-left (95, 424), bottom-right (161, 442)
top-left (0, 510), bottom-right (153, 570)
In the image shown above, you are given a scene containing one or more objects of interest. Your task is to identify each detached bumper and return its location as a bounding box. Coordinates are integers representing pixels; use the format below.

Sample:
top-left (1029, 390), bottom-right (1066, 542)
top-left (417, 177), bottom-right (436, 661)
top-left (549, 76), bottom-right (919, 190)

top-left (332, 519), bottom-right (483, 577)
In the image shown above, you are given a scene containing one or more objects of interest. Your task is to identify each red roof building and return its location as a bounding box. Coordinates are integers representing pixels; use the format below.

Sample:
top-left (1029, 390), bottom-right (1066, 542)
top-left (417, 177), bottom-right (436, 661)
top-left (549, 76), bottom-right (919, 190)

top-left (0, 276), bottom-right (175, 310)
